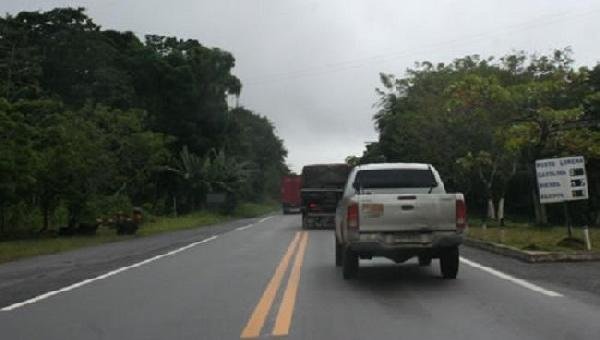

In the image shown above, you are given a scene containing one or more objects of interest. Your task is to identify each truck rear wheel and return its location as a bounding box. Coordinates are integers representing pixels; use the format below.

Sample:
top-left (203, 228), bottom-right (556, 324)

top-left (440, 246), bottom-right (459, 279)
top-left (418, 255), bottom-right (432, 266)
top-left (301, 215), bottom-right (308, 229)
top-left (342, 247), bottom-right (358, 279)
top-left (335, 238), bottom-right (342, 267)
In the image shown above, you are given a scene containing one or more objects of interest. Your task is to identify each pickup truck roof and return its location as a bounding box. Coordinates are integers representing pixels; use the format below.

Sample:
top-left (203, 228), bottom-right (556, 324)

top-left (347, 162), bottom-right (445, 194)
top-left (353, 163), bottom-right (432, 171)
top-left (303, 163), bottom-right (349, 167)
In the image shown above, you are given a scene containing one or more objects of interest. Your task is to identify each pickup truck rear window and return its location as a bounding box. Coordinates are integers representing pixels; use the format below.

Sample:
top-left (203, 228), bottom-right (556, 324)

top-left (354, 169), bottom-right (437, 189)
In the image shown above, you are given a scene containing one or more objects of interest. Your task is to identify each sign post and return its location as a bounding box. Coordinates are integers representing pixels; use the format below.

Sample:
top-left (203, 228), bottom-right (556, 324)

top-left (562, 202), bottom-right (572, 237)
top-left (536, 156), bottom-right (590, 244)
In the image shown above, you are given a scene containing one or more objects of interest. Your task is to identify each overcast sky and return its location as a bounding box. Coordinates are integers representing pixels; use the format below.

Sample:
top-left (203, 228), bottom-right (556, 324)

top-left (2, 1), bottom-right (600, 172)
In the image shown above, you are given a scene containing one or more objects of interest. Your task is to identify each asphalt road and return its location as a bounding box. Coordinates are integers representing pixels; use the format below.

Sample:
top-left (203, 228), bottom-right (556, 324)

top-left (1, 214), bottom-right (600, 339)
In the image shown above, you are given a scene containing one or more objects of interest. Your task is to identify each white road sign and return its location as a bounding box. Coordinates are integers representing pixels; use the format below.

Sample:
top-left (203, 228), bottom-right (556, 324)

top-left (536, 156), bottom-right (589, 204)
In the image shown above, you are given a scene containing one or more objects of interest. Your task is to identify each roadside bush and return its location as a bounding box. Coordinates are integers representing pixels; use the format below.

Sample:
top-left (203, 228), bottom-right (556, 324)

top-left (83, 194), bottom-right (132, 222)
top-left (1, 203), bottom-right (43, 239)
top-left (234, 201), bottom-right (277, 218)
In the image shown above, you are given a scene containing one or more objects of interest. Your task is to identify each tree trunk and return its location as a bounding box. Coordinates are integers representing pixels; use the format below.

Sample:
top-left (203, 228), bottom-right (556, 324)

top-left (497, 197), bottom-right (505, 227)
top-left (530, 187), bottom-right (548, 225)
top-left (172, 195), bottom-right (177, 217)
top-left (40, 205), bottom-right (50, 233)
top-left (68, 203), bottom-right (82, 229)
top-left (152, 175), bottom-right (160, 212)
top-left (0, 205), bottom-right (4, 234)
top-left (481, 195), bottom-right (494, 230)
top-left (595, 181), bottom-right (600, 226)
top-left (527, 158), bottom-right (548, 225)
top-left (487, 198), bottom-right (496, 220)
top-left (479, 165), bottom-right (497, 228)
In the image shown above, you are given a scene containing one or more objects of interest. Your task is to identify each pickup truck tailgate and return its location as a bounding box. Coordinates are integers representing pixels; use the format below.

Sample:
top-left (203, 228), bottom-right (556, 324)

top-left (358, 194), bottom-right (457, 232)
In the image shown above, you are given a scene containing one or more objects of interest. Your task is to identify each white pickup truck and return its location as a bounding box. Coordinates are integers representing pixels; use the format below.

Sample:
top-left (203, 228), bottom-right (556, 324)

top-left (335, 163), bottom-right (467, 279)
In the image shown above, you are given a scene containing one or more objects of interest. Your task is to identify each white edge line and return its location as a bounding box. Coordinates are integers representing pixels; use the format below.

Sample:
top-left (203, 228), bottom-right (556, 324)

top-left (1, 235), bottom-right (219, 312)
top-left (235, 224), bottom-right (254, 231)
top-left (258, 216), bottom-right (273, 223)
top-left (236, 215), bottom-right (272, 230)
top-left (460, 257), bottom-right (563, 297)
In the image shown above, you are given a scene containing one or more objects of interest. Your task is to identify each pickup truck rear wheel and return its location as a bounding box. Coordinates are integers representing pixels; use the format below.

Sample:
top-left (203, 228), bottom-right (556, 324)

top-left (335, 238), bottom-right (342, 267)
top-left (440, 246), bottom-right (459, 279)
top-left (342, 248), bottom-right (359, 279)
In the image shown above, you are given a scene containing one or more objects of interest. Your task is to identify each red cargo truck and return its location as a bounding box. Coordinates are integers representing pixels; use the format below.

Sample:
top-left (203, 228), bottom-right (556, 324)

top-left (281, 175), bottom-right (302, 214)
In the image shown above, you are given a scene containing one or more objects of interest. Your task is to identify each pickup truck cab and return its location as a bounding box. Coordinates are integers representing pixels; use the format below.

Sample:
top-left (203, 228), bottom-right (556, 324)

top-left (335, 163), bottom-right (467, 279)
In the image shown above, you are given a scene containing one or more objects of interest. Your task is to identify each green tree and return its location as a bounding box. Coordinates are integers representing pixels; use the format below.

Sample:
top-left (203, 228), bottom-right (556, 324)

top-left (0, 99), bottom-right (36, 232)
top-left (33, 109), bottom-right (112, 229)
top-left (226, 107), bottom-right (288, 200)
top-left (370, 50), bottom-right (600, 225)
top-left (0, 8), bottom-right (289, 235)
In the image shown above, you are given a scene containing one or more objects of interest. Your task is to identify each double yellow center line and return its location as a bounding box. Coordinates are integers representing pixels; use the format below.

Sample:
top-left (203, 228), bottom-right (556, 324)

top-left (241, 231), bottom-right (309, 338)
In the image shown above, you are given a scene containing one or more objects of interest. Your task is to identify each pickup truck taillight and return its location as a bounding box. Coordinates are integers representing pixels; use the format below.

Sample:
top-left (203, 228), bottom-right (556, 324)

top-left (347, 203), bottom-right (359, 230)
top-left (456, 198), bottom-right (467, 231)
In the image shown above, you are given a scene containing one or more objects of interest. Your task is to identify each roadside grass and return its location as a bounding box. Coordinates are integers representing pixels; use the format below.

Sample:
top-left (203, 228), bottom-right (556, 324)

top-left (0, 230), bottom-right (128, 264)
top-left (136, 211), bottom-right (229, 237)
top-left (467, 218), bottom-right (600, 253)
top-left (233, 201), bottom-right (279, 218)
top-left (0, 202), bottom-right (278, 264)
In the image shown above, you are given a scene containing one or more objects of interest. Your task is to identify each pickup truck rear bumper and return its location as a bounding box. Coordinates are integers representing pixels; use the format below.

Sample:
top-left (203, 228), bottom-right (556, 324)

top-left (348, 231), bottom-right (463, 254)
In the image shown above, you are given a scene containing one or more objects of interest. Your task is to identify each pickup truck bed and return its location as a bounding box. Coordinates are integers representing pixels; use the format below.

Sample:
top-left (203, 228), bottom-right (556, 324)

top-left (358, 194), bottom-right (458, 232)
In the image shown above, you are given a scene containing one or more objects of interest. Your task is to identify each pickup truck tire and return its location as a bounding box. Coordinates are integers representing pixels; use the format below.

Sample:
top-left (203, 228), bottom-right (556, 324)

top-left (335, 238), bottom-right (342, 267)
top-left (418, 256), bottom-right (432, 266)
top-left (342, 247), bottom-right (359, 279)
top-left (440, 246), bottom-right (459, 279)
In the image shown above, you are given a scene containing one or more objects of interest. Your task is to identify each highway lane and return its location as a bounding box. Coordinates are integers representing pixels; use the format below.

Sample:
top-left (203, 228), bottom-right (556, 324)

top-left (292, 228), bottom-right (600, 339)
top-left (1, 214), bottom-right (600, 339)
top-left (0, 215), bottom-right (294, 339)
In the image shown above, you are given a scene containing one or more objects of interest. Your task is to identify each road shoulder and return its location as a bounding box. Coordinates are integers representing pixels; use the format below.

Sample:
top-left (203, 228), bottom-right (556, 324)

top-left (461, 245), bottom-right (600, 305)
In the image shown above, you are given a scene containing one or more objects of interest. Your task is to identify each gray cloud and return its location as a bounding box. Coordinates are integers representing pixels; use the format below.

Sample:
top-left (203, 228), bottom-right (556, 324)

top-left (3, 0), bottom-right (600, 172)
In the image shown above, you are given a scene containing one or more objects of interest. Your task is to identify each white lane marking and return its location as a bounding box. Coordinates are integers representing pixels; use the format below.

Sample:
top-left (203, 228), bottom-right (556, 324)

top-left (1, 235), bottom-right (219, 312)
top-left (236, 224), bottom-right (254, 231)
top-left (259, 216), bottom-right (273, 223)
top-left (235, 215), bottom-right (272, 231)
top-left (460, 257), bottom-right (563, 297)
